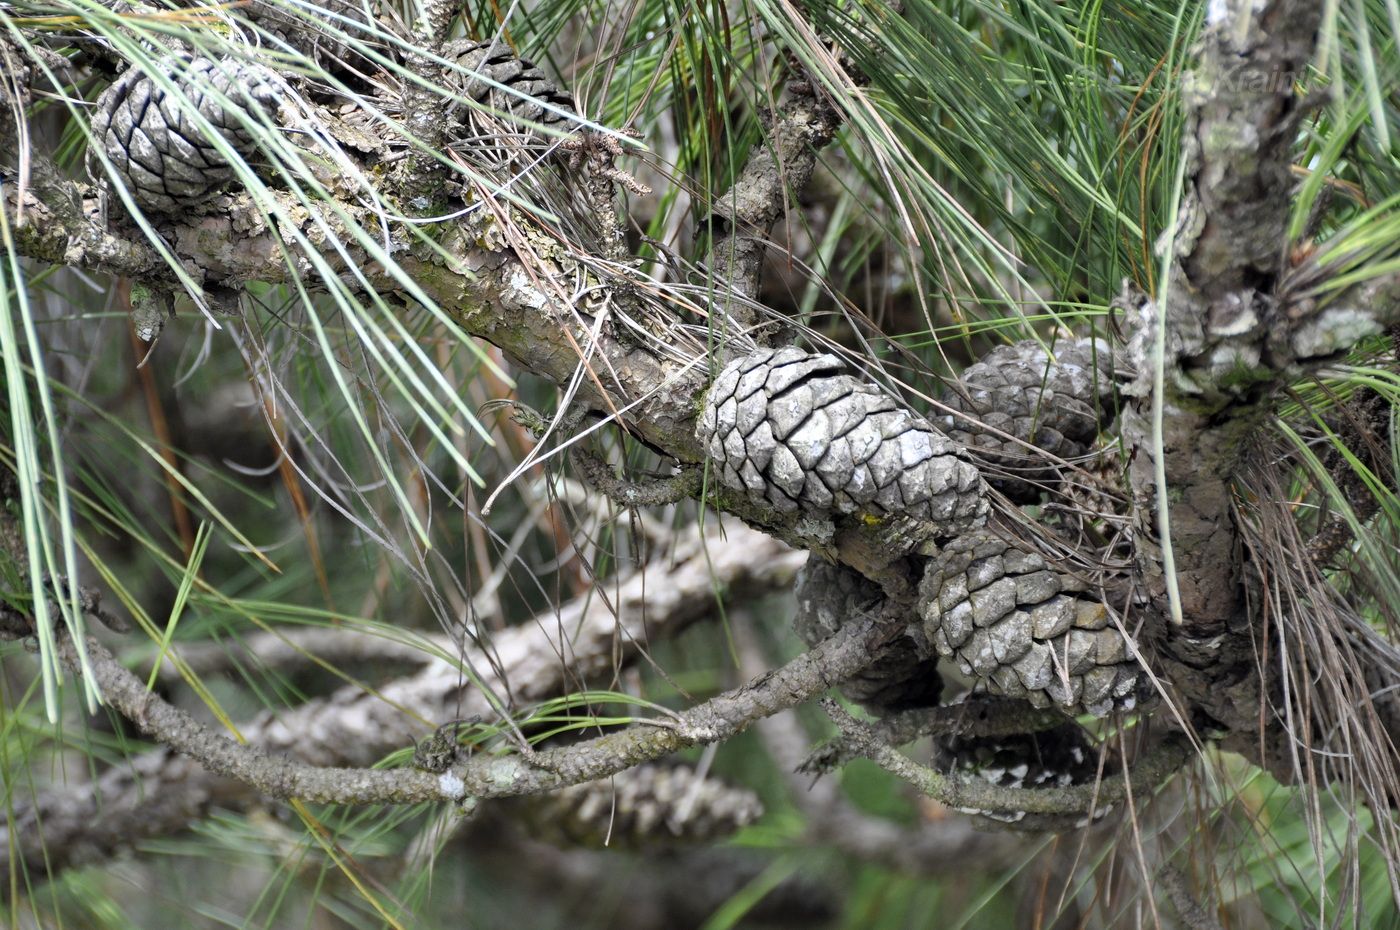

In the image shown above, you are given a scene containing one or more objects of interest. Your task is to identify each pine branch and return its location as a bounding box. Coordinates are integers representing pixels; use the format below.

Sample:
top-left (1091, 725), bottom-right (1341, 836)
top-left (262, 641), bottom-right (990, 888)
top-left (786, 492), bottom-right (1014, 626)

top-left (735, 617), bottom-right (1025, 876)
top-left (799, 697), bottom-right (1067, 775)
top-left (0, 518), bottom-right (804, 878)
top-left (822, 700), bottom-right (1191, 817)
top-left (704, 83), bottom-right (841, 312)
top-left (36, 598), bottom-right (880, 811)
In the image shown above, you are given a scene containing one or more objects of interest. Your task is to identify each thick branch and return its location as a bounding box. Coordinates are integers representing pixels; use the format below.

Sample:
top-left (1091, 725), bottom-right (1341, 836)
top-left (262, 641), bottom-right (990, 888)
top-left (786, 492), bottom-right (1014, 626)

top-left (1178, 4), bottom-right (1318, 302)
top-left (4, 177), bottom-right (166, 279)
top-left (1119, 0), bottom-right (1334, 747)
top-left (1127, 0), bottom-right (1324, 619)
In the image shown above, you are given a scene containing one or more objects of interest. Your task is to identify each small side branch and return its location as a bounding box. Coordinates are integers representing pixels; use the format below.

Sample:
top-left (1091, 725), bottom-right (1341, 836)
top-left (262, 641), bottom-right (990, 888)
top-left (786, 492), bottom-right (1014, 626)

top-left (704, 83), bottom-right (841, 319)
top-left (822, 700), bottom-right (1190, 816)
top-left (800, 696), bottom-right (1067, 775)
top-left (59, 633), bottom-right (447, 805)
top-left (439, 614), bottom-right (892, 800)
top-left (2, 518), bottom-right (803, 878)
top-left (1158, 866), bottom-right (1226, 930)
top-left (570, 442), bottom-right (702, 507)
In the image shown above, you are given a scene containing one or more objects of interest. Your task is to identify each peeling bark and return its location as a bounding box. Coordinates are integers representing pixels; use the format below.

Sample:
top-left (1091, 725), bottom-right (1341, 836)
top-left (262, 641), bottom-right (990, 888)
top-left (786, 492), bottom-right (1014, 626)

top-left (1118, 0), bottom-right (1377, 760)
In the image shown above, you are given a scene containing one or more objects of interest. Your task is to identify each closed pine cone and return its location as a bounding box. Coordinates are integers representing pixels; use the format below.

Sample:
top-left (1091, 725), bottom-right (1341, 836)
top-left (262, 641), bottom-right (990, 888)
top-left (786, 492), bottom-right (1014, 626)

top-left (698, 347), bottom-right (987, 532)
top-left (918, 530), bottom-right (1147, 716)
top-left (91, 57), bottom-right (282, 214)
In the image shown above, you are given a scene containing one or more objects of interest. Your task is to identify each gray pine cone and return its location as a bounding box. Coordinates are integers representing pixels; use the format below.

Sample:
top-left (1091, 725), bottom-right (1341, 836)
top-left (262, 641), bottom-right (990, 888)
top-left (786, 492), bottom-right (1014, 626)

top-left (515, 763), bottom-right (763, 849)
top-left (698, 347), bottom-right (987, 530)
top-left (793, 558), bottom-right (942, 711)
top-left (939, 723), bottom-right (1112, 830)
top-left (917, 531), bottom-right (1147, 716)
top-left (91, 57), bottom-right (282, 214)
top-left (238, 0), bottom-right (376, 67)
top-left (936, 338), bottom-right (1115, 501)
top-left (445, 39), bottom-right (576, 132)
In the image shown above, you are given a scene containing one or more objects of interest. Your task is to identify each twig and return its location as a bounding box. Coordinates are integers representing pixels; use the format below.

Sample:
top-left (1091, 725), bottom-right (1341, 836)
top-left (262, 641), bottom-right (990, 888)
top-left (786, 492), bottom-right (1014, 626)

top-left (569, 442), bottom-right (702, 508)
top-left (821, 700), bottom-right (1191, 816)
top-left (430, 613), bottom-right (892, 801)
top-left (735, 617), bottom-right (1025, 876)
top-left (57, 633), bottom-right (448, 805)
top-left (1158, 865), bottom-right (1225, 930)
top-left (799, 696), bottom-right (1067, 775)
top-left (704, 85), bottom-right (841, 318)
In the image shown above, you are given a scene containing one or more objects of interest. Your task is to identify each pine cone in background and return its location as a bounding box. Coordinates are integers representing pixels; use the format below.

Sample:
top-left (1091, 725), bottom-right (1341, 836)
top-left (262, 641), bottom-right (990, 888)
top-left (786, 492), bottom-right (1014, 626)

top-left (91, 57), bottom-right (282, 214)
top-left (793, 557), bottom-right (943, 712)
top-left (237, 0), bottom-right (379, 67)
top-left (936, 338), bottom-right (1116, 502)
top-left (937, 722), bottom-right (1112, 831)
top-left (514, 764), bottom-right (763, 849)
top-left (698, 347), bottom-right (987, 532)
top-left (444, 39), bottom-right (576, 134)
top-left (917, 530), bottom-right (1147, 717)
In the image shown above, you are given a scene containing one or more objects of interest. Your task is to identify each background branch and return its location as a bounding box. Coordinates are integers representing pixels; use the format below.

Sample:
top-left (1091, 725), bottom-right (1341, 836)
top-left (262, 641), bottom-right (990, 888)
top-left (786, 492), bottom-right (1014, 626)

top-left (2, 518), bottom-right (803, 877)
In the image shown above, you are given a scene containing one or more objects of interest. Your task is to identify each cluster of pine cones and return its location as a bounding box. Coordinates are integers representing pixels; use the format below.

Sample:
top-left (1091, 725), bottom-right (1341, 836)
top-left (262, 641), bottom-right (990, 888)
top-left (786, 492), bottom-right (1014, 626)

top-left (700, 340), bottom-right (1142, 821)
top-left (699, 341), bottom-right (1139, 706)
top-left (81, 2), bottom-right (1143, 829)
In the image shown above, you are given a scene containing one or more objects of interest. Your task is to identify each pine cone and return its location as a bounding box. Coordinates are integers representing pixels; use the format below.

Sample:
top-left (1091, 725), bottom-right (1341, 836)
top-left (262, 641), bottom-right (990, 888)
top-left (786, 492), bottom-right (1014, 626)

top-left (445, 39), bottom-right (576, 132)
top-left (793, 558), bottom-right (942, 711)
top-left (248, 0), bottom-right (378, 67)
top-left (515, 764), bottom-right (763, 849)
top-left (917, 531), bottom-right (1147, 716)
top-left (936, 338), bottom-right (1115, 501)
top-left (1057, 440), bottom-right (1129, 526)
top-left (91, 57), bottom-right (282, 214)
top-left (698, 347), bottom-right (987, 530)
top-left (939, 722), bottom-right (1112, 830)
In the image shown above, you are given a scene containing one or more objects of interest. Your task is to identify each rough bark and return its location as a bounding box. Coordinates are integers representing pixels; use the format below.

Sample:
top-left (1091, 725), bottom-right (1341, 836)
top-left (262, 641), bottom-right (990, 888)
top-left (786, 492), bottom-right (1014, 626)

top-left (705, 87), bottom-right (841, 308)
top-left (1118, 0), bottom-right (1400, 765)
